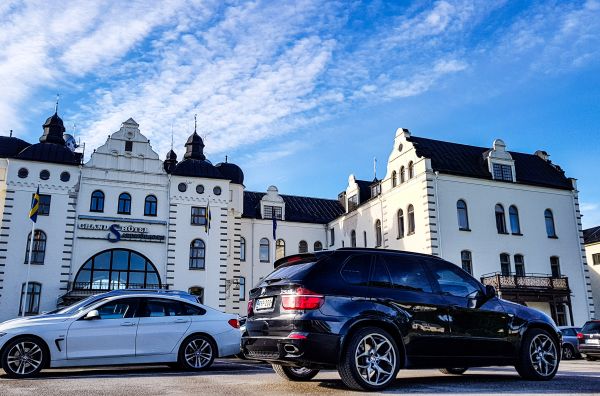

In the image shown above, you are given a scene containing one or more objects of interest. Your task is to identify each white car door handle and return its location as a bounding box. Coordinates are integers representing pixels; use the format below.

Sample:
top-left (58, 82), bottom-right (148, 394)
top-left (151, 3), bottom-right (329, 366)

top-left (174, 319), bottom-right (188, 323)
top-left (121, 322), bottom-right (136, 326)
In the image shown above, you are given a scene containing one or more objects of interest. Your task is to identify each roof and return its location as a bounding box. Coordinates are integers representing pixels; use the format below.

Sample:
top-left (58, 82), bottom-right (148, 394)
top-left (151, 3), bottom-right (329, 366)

top-left (0, 136), bottom-right (31, 158)
top-left (243, 191), bottom-right (344, 224)
top-left (583, 226), bottom-right (600, 245)
top-left (171, 158), bottom-right (228, 180)
top-left (407, 136), bottom-right (574, 190)
top-left (16, 142), bottom-right (82, 165)
top-left (355, 179), bottom-right (374, 203)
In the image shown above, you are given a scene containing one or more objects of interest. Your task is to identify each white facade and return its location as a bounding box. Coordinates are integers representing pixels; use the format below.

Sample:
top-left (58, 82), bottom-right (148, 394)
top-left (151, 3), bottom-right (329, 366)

top-left (584, 229), bottom-right (600, 317)
top-left (0, 118), bottom-right (594, 326)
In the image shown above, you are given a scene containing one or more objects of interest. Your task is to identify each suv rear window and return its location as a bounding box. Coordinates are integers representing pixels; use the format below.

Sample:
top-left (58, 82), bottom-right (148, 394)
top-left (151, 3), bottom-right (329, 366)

top-left (264, 262), bottom-right (316, 283)
top-left (582, 322), bottom-right (600, 334)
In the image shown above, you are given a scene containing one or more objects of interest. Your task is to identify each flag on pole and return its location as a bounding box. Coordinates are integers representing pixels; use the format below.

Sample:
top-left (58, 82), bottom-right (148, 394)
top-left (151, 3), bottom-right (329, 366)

top-left (272, 211), bottom-right (277, 240)
top-left (204, 201), bottom-right (211, 234)
top-left (29, 186), bottom-right (40, 223)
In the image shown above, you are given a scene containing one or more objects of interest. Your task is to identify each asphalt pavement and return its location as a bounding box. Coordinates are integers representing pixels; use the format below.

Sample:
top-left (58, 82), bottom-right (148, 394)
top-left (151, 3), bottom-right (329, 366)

top-left (0, 358), bottom-right (598, 395)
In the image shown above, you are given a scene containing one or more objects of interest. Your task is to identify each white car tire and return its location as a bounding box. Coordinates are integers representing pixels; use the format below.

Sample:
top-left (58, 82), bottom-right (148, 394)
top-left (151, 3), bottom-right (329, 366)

top-left (1, 336), bottom-right (48, 378)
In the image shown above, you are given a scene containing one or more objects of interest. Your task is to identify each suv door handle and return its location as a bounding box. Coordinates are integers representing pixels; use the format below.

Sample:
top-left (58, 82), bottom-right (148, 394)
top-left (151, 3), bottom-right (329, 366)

top-left (121, 322), bottom-right (136, 326)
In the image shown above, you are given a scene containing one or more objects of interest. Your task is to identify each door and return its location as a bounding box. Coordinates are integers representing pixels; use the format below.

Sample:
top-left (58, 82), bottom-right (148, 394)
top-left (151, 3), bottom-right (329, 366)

top-left (136, 298), bottom-right (192, 355)
top-left (424, 259), bottom-right (512, 358)
top-left (373, 255), bottom-right (451, 362)
top-left (66, 298), bottom-right (140, 359)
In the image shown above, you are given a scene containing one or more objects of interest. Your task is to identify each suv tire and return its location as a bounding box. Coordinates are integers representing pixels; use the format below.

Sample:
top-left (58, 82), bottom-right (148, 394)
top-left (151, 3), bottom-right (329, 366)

top-left (515, 328), bottom-right (559, 380)
top-left (272, 364), bottom-right (319, 381)
top-left (338, 326), bottom-right (400, 391)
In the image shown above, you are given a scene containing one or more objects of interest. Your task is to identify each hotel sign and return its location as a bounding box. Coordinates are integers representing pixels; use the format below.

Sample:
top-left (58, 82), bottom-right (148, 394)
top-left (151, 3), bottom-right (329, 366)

top-left (78, 223), bottom-right (165, 243)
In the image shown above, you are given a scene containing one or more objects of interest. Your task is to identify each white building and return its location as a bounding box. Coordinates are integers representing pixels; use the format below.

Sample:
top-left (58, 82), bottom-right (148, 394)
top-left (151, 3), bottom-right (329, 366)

top-left (0, 113), bottom-right (594, 325)
top-left (583, 226), bottom-right (600, 316)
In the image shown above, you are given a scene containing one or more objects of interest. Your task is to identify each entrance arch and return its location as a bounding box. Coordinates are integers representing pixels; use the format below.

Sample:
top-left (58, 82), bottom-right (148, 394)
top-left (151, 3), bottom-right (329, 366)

top-left (73, 249), bottom-right (161, 291)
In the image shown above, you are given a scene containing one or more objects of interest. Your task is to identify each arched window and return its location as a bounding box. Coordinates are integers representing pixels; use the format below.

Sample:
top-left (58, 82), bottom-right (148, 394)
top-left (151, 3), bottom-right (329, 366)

top-left (118, 193), bottom-right (132, 215)
top-left (188, 286), bottom-right (204, 304)
top-left (260, 238), bottom-right (270, 262)
top-left (240, 237), bottom-right (246, 261)
top-left (144, 195), bottom-right (157, 216)
top-left (363, 231), bottom-right (367, 247)
top-left (25, 230), bottom-right (46, 265)
top-left (514, 254), bottom-right (525, 276)
top-left (276, 239), bottom-right (286, 260)
top-left (19, 282), bottom-right (41, 316)
top-left (408, 161), bottom-right (414, 179)
top-left (457, 200), bottom-right (469, 230)
top-left (189, 239), bottom-right (206, 269)
top-left (298, 240), bottom-right (308, 253)
top-left (73, 249), bottom-right (161, 290)
top-left (313, 241), bottom-right (323, 252)
top-left (375, 220), bottom-right (382, 247)
top-left (495, 204), bottom-right (507, 234)
top-left (391, 171), bottom-right (397, 187)
top-left (461, 250), bottom-right (473, 275)
top-left (500, 253), bottom-right (511, 276)
top-left (90, 190), bottom-right (105, 212)
top-left (238, 277), bottom-right (246, 301)
top-left (350, 231), bottom-right (356, 247)
top-left (550, 256), bottom-right (561, 278)
top-left (407, 205), bottom-right (415, 234)
top-left (509, 205), bottom-right (520, 234)
top-left (397, 209), bottom-right (405, 239)
top-left (400, 166), bottom-right (406, 183)
top-left (545, 209), bottom-right (556, 237)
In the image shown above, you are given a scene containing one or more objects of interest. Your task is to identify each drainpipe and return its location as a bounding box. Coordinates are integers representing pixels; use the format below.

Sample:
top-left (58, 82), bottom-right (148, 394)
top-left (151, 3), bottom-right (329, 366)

top-left (434, 171), bottom-right (443, 257)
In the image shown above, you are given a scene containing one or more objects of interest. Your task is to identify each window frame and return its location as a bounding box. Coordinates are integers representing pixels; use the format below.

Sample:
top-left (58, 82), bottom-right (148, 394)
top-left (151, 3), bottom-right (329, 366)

top-left (495, 204), bottom-right (508, 234)
top-left (189, 239), bottom-right (206, 270)
top-left (240, 237), bottom-right (246, 261)
top-left (314, 241), bottom-right (323, 252)
top-left (509, 205), bottom-right (521, 235)
top-left (375, 220), bottom-right (382, 247)
top-left (550, 256), bottom-right (561, 277)
top-left (391, 170), bottom-right (397, 187)
top-left (19, 282), bottom-right (42, 316)
top-left (275, 239), bottom-right (285, 260)
top-left (260, 238), bottom-right (270, 262)
top-left (514, 254), bottom-right (525, 276)
top-left (545, 209), bottom-right (557, 238)
top-left (25, 230), bottom-right (46, 265)
top-left (407, 204), bottom-right (415, 235)
top-left (397, 209), bottom-right (404, 239)
top-left (144, 195), bottom-right (157, 217)
top-left (263, 205), bottom-right (283, 220)
top-left (190, 206), bottom-right (207, 226)
top-left (500, 253), bottom-right (511, 276)
top-left (33, 194), bottom-right (51, 216)
top-left (460, 250), bottom-right (473, 275)
top-left (400, 166), bottom-right (406, 183)
top-left (408, 161), bottom-right (414, 179)
top-left (492, 163), bottom-right (513, 182)
top-left (350, 231), bottom-right (356, 248)
top-left (456, 199), bottom-right (469, 231)
top-left (90, 190), bottom-right (105, 212)
top-left (117, 192), bottom-right (132, 215)
top-left (238, 277), bottom-right (246, 301)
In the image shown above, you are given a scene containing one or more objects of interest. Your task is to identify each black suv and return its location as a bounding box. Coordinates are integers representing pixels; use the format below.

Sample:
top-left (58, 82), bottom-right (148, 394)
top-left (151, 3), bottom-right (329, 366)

top-left (578, 320), bottom-right (600, 361)
top-left (242, 248), bottom-right (561, 391)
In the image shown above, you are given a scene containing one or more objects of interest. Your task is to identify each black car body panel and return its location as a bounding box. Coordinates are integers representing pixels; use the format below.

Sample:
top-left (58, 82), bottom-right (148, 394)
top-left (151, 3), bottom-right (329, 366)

top-left (242, 248), bottom-right (561, 370)
top-left (578, 320), bottom-right (600, 357)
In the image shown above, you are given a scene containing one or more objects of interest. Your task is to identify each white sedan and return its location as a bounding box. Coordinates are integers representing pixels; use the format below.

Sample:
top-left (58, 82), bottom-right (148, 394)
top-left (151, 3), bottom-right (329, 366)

top-left (0, 291), bottom-right (241, 378)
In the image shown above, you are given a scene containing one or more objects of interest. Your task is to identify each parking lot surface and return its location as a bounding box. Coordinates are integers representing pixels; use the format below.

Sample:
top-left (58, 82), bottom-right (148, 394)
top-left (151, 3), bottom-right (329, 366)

top-left (0, 358), bottom-right (598, 395)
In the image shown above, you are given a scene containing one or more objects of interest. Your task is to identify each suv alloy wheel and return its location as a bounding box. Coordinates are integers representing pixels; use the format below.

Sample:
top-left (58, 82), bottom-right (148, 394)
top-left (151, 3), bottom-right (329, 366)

top-left (515, 328), bottom-right (559, 380)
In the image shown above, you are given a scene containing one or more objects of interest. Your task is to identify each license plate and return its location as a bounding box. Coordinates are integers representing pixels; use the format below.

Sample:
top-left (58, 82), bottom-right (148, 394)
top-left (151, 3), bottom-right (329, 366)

top-left (586, 338), bottom-right (600, 345)
top-left (255, 297), bottom-right (274, 311)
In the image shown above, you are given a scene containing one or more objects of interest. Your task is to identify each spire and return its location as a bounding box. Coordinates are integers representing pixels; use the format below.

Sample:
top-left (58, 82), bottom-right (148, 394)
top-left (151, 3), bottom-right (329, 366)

top-left (373, 157), bottom-right (377, 180)
top-left (39, 96), bottom-right (66, 145)
top-left (55, 93), bottom-right (60, 114)
top-left (184, 114), bottom-right (206, 160)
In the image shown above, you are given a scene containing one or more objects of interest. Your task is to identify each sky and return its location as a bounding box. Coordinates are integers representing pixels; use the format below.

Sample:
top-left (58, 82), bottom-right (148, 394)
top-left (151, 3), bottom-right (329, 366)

top-left (1, 0), bottom-right (599, 227)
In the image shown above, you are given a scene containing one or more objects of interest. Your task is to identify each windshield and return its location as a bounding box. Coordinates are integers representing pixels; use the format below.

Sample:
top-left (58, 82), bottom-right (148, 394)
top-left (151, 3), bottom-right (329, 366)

top-left (263, 262), bottom-right (316, 283)
top-left (55, 295), bottom-right (107, 315)
top-left (582, 322), bottom-right (600, 334)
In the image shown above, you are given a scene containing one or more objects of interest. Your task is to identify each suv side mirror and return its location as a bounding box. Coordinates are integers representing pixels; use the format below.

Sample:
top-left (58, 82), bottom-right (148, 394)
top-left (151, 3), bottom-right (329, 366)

top-left (485, 285), bottom-right (496, 299)
top-left (84, 310), bottom-right (100, 320)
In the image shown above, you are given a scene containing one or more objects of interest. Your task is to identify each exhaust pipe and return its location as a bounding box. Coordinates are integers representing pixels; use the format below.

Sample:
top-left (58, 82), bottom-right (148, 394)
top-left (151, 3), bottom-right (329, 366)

top-left (284, 344), bottom-right (300, 354)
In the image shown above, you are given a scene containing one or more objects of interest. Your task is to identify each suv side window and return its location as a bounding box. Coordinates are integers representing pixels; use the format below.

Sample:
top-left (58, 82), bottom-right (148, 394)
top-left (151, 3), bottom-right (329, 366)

top-left (370, 259), bottom-right (392, 288)
top-left (341, 255), bottom-right (371, 286)
top-left (382, 255), bottom-right (433, 293)
top-left (96, 298), bottom-right (139, 319)
top-left (426, 259), bottom-right (481, 298)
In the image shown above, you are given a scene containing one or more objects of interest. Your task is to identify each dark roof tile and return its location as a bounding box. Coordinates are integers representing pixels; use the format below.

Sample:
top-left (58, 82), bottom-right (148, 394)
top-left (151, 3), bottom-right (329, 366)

top-left (583, 226), bottom-right (600, 245)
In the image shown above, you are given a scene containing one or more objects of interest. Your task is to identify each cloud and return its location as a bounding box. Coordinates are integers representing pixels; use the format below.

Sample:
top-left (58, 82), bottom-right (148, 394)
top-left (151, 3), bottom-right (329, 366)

top-left (581, 202), bottom-right (600, 229)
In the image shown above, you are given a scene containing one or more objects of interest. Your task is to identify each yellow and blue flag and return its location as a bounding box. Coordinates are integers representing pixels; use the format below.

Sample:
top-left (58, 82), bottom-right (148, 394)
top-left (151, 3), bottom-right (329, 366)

top-left (29, 186), bottom-right (40, 223)
top-left (204, 201), bottom-right (211, 234)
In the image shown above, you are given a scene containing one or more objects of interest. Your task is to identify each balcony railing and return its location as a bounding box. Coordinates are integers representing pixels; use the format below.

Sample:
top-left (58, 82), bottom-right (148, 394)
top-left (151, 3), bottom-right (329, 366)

top-left (480, 272), bottom-right (569, 292)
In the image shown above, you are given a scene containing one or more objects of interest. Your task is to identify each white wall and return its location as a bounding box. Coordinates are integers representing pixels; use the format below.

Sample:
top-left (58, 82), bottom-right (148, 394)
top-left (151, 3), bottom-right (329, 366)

top-left (585, 242), bottom-right (600, 319)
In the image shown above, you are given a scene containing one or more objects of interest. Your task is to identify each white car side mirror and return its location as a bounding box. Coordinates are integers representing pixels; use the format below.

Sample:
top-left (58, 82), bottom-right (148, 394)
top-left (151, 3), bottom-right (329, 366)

top-left (84, 310), bottom-right (100, 320)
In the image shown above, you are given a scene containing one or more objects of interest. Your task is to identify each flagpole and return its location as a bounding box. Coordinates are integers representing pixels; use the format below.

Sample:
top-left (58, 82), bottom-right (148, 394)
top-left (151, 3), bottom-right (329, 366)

top-left (21, 221), bottom-right (35, 317)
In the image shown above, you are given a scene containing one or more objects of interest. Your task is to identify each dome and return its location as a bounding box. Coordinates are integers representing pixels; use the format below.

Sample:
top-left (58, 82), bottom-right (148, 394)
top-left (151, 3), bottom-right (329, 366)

top-left (17, 143), bottom-right (81, 165)
top-left (163, 149), bottom-right (178, 174)
top-left (184, 132), bottom-right (206, 160)
top-left (215, 162), bottom-right (244, 185)
top-left (171, 158), bottom-right (227, 179)
top-left (0, 136), bottom-right (30, 158)
top-left (40, 112), bottom-right (66, 144)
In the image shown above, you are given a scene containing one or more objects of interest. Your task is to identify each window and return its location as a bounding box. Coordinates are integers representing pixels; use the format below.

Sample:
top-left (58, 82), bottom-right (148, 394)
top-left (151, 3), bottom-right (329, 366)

top-left (240, 237), bottom-right (246, 261)
top-left (593, 253), bottom-right (600, 266)
top-left (178, 183), bottom-right (187, 192)
top-left (263, 205), bottom-right (282, 220)
top-left (509, 205), bottom-right (521, 234)
top-left (19, 282), bottom-right (41, 316)
top-left (33, 194), bottom-right (51, 216)
top-left (493, 163), bottom-right (513, 182)
top-left (213, 186), bottom-right (222, 195)
top-left (550, 256), bottom-right (561, 277)
top-left (545, 209), bottom-right (557, 237)
top-left (276, 239), bottom-right (285, 260)
top-left (191, 206), bottom-right (207, 225)
top-left (554, 303), bottom-right (567, 327)
top-left (347, 194), bottom-right (358, 211)
top-left (456, 200), bottom-right (469, 230)
top-left (196, 184), bottom-right (204, 194)
top-left (363, 231), bottom-right (367, 247)
top-left (40, 169), bottom-right (50, 180)
top-left (189, 239), bottom-right (206, 269)
top-left (118, 193), bottom-right (131, 214)
top-left (397, 209), bottom-right (405, 239)
top-left (350, 231), bottom-right (356, 248)
top-left (314, 241), bottom-right (323, 251)
top-left (90, 190), bottom-right (104, 212)
top-left (428, 260), bottom-right (480, 298)
top-left (400, 166), bottom-right (406, 183)
top-left (495, 204), bottom-right (507, 234)
top-left (142, 298), bottom-right (184, 317)
top-left (98, 298), bottom-right (138, 319)
top-left (239, 277), bottom-right (246, 301)
top-left (25, 230), bottom-right (46, 265)
top-left (73, 249), bottom-right (161, 290)
top-left (408, 161), bottom-right (414, 179)
top-left (60, 171), bottom-right (70, 182)
top-left (375, 220), bottom-right (382, 247)
top-left (500, 253), bottom-right (511, 276)
top-left (188, 286), bottom-right (204, 304)
top-left (144, 195), bottom-right (157, 216)
top-left (260, 238), bottom-right (270, 262)
top-left (407, 205), bottom-right (415, 235)
top-left (299, 240), bottom-right (308, 253)
top-left (370, 260), bottom-right (392, 288)
top-left (341, 255), bottom-right (370, 286)
top-left (383, 256), bottom-right (433, 292)
top-left (392, 171), bottom-right (397, 187)
top-left (125, 141), bottom-right (133, 152)
top-left (18, 167), bottom-right (28, 178)
top-left (514, 254), bottom-right (525, 276)
top-left (329, 228), bottom-right (335, 246)
top-left (371, 184), bottom-right (381, 197)
top-left (461, 250), bottom-right (473, 275)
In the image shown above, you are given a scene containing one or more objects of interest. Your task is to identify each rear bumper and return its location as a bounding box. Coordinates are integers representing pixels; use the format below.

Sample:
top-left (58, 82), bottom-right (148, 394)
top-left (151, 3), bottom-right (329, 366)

top-left (579, 343), bottom-right (600, 357)
top-left (241, 333), bottom-right (341, 368)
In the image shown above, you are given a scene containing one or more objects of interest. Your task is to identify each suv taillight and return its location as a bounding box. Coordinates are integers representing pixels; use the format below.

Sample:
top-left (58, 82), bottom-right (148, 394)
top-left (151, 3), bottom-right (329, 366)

top-left (247, 300), bottom-right (253, 316)
top-left (577, 332), bottom-right (584, 340)
top-left (281, 287), bottom-right (324, 310)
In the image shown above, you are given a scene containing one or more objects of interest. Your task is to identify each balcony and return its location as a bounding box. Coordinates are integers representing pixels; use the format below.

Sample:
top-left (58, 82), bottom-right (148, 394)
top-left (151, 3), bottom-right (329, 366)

top-left (480, 273), bottom-right (569, 294)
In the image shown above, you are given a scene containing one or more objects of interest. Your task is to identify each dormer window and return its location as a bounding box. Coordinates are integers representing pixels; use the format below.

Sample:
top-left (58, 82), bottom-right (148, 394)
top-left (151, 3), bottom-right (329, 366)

top-left (486, 139), bottom-right (515, 183)
top-left (263, 205), bottom-right (282, 220)
top-left (493, 163), bottom-right (513, 182)
top-left (371, 183), bottom-right (381, 197)
top-left (347, 194), bottom-right (358, 211)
